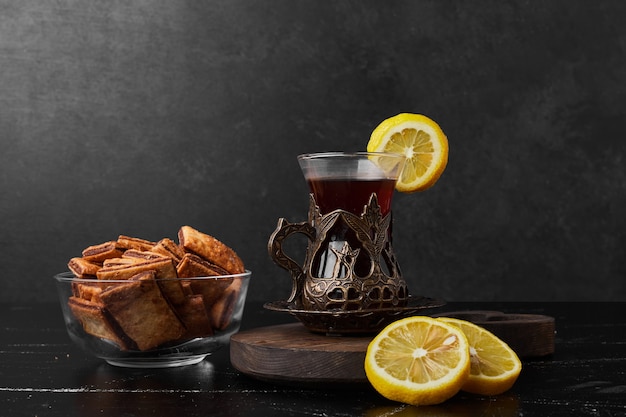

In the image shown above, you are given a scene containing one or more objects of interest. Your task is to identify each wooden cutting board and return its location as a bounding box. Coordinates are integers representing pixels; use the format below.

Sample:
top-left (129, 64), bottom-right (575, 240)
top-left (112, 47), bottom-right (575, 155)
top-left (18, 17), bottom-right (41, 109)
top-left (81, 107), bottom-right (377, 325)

top-left (230, 311), bottom-right (555, 384)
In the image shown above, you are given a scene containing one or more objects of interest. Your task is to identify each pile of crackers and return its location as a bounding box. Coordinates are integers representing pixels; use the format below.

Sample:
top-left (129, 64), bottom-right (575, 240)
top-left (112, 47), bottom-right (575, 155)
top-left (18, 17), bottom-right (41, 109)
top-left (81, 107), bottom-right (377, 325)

top-left (66, 225), bottom-right (246, 351)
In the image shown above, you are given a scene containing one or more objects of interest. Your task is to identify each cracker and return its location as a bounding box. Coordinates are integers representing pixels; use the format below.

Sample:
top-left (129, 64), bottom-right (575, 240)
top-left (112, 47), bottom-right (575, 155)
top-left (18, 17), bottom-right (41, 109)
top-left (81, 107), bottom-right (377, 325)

top-left (68, 257), bottom-right (100, 278)
top-left (210, 279), bottom-right (243, 330)
top-left (122, 249), bottom-right (169, 261)
top-left (68, 296), bottom-right (134, 350)
top-left (81, 241), bottom-right (123, 263)
top-left (178, 225), bottom-right (245, 274)
top-left (99, 271), bottom-right (185, 351)
top-left (176, 253), bottom-right (229, 278)
top-left (116, 235), bottom-right (155, 251)
top-left (150, 238), bottom-right (185, 263)
top-left (102, 257), bottom-right (143, 268)
top-left (71, 281), bottom-right (109, 302)
top-left (175, 294), bottom-right (213, 338)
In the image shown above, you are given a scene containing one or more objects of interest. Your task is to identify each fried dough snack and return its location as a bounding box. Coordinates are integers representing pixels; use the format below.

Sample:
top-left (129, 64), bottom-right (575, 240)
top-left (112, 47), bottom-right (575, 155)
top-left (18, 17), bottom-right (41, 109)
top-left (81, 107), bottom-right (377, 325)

top-left (68, 257), bottom-right (100, 278)
top-left (98, 271), bottom-right (185, 351)
top-left (66, 226), bottom-right (245, 351)
top-left (179, 226), bottom-right (245, 274)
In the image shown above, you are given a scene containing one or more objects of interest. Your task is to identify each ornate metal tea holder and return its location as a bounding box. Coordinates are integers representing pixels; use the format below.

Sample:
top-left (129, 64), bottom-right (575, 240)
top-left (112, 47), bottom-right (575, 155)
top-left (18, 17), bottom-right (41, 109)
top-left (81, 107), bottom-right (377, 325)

top-left (265, 193), bottom-right (444, 334)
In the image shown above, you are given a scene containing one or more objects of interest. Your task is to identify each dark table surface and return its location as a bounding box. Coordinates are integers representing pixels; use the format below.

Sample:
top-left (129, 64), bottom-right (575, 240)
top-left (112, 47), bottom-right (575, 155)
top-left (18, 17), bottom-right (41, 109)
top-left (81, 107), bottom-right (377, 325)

top-left (1, 301), bottom-right (625, 417)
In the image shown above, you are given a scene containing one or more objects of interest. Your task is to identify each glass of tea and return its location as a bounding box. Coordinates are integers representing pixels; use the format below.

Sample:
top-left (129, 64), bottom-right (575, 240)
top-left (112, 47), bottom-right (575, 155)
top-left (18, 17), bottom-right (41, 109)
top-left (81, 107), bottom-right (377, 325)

top-left (297, 152), bottom-right (405, 217)
top-left (268, 152), bottom-right (408, 312)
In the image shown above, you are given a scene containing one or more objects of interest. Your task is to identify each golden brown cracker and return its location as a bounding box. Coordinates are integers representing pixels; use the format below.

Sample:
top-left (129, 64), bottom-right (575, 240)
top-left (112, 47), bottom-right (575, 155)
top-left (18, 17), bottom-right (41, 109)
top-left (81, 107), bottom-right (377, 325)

top-left (102, 257), bottom-right (144, 268)
top-left (210, 278), bottom-right (243, 330)
top-left (175, 294), bottom-right (213, 339)
top-left (178, 225), bottom-right (244, 274)
top-left (122, 249), bottom-right (169, 261)
top-left (81, 241), bottom-right (124, 263)
top-left (97, 258), bottom-right (186, 306)
top-left (71, 281), bottom-right (108, 302)
top-left (116, 235), bottom-right (156, 251)
top-left (68, 257), bottom-right (100, 278)
top-left (150, 238), bottom-right (185, 262)
top-left (68, 296), bottom-right (134, 350)
top-left (99, 271), bottom-right (185, 351)
top-left (176, 253), bottom-right (229, 278)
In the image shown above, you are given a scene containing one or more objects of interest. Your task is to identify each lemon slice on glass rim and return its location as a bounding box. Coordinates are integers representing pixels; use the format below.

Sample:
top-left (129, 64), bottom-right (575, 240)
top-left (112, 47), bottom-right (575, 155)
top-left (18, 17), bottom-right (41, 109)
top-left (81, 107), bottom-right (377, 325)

top-left (368, 113), bottom-right (449, 193)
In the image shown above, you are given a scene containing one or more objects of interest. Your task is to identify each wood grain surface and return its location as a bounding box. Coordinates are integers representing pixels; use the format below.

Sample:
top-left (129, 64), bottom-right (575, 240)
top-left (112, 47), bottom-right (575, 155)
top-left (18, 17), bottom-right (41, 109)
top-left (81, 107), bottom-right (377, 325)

top-left (437, 310), bottom-right (556, 358)
top-left (230, 310), bottom-right (555, 384)
top-left (230, 323), bottom-right (371, 384)
top-left (230, 311), bottom-right (555, 384)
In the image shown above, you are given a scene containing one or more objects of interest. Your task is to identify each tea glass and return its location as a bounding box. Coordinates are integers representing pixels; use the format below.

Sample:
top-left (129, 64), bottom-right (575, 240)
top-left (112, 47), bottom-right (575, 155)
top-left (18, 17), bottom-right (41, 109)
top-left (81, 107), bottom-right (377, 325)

top-left (268, 152), bottom-right (408, 313)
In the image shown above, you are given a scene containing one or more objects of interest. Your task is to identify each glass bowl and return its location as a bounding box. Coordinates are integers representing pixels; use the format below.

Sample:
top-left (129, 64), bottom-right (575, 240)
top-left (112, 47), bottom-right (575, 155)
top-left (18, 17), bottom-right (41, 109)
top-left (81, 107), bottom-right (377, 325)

top-left (54, 270), bottom-right (251, 368)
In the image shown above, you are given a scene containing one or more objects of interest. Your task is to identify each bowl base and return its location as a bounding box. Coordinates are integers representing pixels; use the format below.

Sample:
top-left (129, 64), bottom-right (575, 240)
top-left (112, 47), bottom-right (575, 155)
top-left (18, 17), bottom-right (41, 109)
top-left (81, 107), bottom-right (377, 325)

top-left (105, 355), bottom-right (207, 368)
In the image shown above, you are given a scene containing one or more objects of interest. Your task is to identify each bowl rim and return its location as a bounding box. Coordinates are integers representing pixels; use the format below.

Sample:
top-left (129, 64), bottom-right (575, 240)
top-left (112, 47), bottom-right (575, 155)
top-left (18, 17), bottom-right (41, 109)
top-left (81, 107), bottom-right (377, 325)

top-left (54, 270), bottom-right (252, 283)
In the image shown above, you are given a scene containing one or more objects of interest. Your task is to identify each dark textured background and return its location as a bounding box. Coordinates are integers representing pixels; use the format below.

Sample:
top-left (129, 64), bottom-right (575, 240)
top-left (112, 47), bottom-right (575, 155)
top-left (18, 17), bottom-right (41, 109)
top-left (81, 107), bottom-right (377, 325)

top-left (1, 1), bottom-right (625, 303)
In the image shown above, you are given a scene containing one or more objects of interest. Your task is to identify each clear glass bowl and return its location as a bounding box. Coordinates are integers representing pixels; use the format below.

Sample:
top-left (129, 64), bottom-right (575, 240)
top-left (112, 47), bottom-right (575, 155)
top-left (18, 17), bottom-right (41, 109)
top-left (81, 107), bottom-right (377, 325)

top-left (54, 271), bottom-right (251, 368)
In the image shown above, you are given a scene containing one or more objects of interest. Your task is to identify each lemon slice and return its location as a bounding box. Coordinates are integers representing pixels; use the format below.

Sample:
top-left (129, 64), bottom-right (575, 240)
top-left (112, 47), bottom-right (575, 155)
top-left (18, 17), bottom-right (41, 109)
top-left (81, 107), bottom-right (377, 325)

top-left (438, 317), bottom-right (522, 396)
top-left (368, 113), bottom-right (448, 193)
top-left (364, 316), bottom-right (470, 406)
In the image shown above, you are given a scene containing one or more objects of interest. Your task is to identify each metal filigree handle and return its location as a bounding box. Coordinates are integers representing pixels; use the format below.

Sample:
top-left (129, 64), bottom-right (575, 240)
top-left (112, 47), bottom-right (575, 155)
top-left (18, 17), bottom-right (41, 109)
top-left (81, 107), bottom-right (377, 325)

top-left (267, 218), bottom-right (316, 304)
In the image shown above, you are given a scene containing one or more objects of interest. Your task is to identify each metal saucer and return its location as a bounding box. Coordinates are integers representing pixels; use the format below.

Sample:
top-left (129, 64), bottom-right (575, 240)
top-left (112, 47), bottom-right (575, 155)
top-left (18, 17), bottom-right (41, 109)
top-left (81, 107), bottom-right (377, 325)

top-left (264, 296), bottom-right (446, 335)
